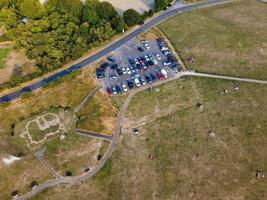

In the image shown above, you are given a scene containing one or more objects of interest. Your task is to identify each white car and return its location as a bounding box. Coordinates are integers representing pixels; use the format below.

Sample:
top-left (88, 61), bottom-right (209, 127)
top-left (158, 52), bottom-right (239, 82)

top-left (121, 84), bottom-right (128, 92)
top-left (156, 54), bottom-right (161, 60)
top-left (126, 67), bottom-right (131, 74)
top-left (141, 39), bottom-right (148, 43)
top-left (109, 74), bottom-right (118, 81)
top-left (144, 55), bottom-right (150, 61)
top-left (144, 43), bottom-right (150, 49)
top-left (140, 78), bottom-right (146, 86)
top-left (122, 67), bottom-right (127, 75)
top-left (134, 78), bottom-right (141, 87)
top-left (161, 69), bottom-right (168, 79)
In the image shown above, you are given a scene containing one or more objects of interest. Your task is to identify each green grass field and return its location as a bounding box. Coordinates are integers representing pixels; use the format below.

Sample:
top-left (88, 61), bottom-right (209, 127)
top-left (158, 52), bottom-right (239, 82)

top-left (159, 0), bottom-right (267, 79)
top-left (0, 48), bottom-right (8, 68)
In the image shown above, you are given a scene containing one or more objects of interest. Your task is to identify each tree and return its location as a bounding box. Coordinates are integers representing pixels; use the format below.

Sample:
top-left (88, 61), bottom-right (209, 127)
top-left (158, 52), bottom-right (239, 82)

top-left (96, 1), bottom-right (117, 20)
top-left (123, 9), bottom-right (142, 27)
top-left (44, 0), bottom-right (83, 18)
top-left (111, 15), bottom-right (127, 32)
top-left (154, 0), bottom-right (169, 12)
top-left (82, 0), bottom-right (99, 24)
top-left (0, 0), bottom-right (19, 9)
top-left (19, 0), bottom-right (45, 19)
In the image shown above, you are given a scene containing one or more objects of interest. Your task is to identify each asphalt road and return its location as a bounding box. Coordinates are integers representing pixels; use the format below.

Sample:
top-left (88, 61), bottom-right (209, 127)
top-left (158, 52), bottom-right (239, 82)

top-left (15, 70), bottom-right (267, 200)
top-left (75, 129), bottom-right (113, 141)
top-left (0, 0), bottom-right (230, 103)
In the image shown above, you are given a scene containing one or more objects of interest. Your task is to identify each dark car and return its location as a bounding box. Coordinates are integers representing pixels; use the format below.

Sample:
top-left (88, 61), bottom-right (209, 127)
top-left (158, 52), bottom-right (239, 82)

top-left (128, 58), bottom-right (135, 66)
top-left (157, 38), bottom-right (164, 43)
top-left (115, 85), bottom-right (122, 93)
top-left (137, 46), bottom-right (144, 52)
top-left (116, 68), bottom-right (123, 76)
top-left (145, 75), bottom-right (152, 83)
top-left (106, 87), bottom-right (113, 95)
top-left (138, 21), bottom-right (144, 26)
top-left (100, 62), bottom-right (109, 70)
top-left (148, 60), bottom-right (154, 66)
top-left (110, 63), bottom-right (118, 70)
top-left (127, 81), bottom-right (134, 89)
top-left (150, 73), bottom-right (157, 82)
top-left (96, 68), bottom-right (105, 78)
top-left (107, 56), bottom-right (116, 63)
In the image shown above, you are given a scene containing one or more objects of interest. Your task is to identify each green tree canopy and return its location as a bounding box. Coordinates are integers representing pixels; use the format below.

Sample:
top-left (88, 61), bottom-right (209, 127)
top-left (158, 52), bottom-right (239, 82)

top-left (19, 0), bottom-right (45, 19)
top-left (44, 0), bottom-right (83, 18)
top-left (82, 0), bottom-right (99, 24)
top-left (154, 0), bottom-right (170, 12)
top-left (96, 1), bottom-right (117, 20)
top-left (123, 9), bottom-right (142, 27)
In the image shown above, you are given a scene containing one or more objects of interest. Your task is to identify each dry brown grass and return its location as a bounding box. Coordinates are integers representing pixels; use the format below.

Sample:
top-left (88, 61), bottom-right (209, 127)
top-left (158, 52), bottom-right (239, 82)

top-left (77, 90), bottom-right (119, 135)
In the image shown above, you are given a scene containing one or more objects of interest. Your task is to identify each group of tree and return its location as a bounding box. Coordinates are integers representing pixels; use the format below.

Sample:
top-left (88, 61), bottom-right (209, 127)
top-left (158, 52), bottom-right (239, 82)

top-left (0, 0), bottom-right (171, 90)
top-left (0, 0), bottom-right (127, 74)
top-left (154, 0), bottom-right (173, 12)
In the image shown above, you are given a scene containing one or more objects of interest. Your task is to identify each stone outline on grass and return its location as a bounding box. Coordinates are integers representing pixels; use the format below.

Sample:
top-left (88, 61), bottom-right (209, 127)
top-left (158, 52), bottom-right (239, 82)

top-left (20, 113), bottom-right (66, 146)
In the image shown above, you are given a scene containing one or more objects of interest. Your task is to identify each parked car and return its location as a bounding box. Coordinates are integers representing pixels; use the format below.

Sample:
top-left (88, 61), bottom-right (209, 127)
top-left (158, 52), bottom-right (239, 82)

top-left (106, 87), bottom-right (113, 95)
top-left (160, 69), bottom-right (168, 79)
top-left (143, 43), bottom-right (150, 49)
top-left (107, 56), bottom-right (116, 63)
top-left (109, 74), bottom-right (118, 80)
top-left (145, 75), bottom-right (152, 83)
top-left (156, 72), bottom-right (164, 80)
top-left (163, 61), bottom-right (171, 66)
top-left (115, 85), bottom-right (122, 93)
top-left (134, 78), bottom-right (141, 87)
top-left (150, 72), bottom-right (157, 81)
top-left (141, 39), bottom-right (148, 43)
top-left (121, 84), bottom-right (128, 92)
top-left (140, 77), bottom-right (146, 86)
top-left (116, 68), bottom-right (123, 76)
top-left (156, 54), bottom-right (161, 60)
top-left (122, 67), bottom-right (127, 75)
top-left (144, 55), bottom-right (150, 62)
top-left (127, 81), bottom-right (134, 89)
top-left (100, 62), bottom-right (109, 70)
top-left (111, 86), bottom-right (117, 95)
top-left (126, 67), bottom-right (131, 75)
top-left (137, 46), bottom-right (144, 52)
top-left (110, 63), bottom-right (118, 70)
top-left (96, 68), bottom-right (105, 78)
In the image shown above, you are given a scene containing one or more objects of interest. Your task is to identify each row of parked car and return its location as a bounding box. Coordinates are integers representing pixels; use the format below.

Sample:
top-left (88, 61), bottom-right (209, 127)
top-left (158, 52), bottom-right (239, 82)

top-left (106, 68), bottom-right (169, 95)
top-left (157, 38), bottom-right (181, 72)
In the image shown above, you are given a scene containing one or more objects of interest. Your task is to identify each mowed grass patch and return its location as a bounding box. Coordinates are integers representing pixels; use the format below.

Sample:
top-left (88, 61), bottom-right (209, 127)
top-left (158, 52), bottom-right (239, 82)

top-left (0, 48), bottom-right (8, 68)
top-left (159, 0), bottom-right (267, 79)
top-left (77, 91), bottom-right (118, 134)
top-left (44, 132), bottom-right (110, 176)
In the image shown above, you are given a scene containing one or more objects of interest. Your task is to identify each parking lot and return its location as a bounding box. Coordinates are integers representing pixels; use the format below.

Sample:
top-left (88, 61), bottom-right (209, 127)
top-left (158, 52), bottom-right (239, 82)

top-left (96, 38), bottom-right (181, 95)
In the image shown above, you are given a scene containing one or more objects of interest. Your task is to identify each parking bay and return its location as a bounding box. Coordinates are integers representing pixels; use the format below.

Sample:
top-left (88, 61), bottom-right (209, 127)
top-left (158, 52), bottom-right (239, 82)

top-left (96, 38), bottom-right (181, 95)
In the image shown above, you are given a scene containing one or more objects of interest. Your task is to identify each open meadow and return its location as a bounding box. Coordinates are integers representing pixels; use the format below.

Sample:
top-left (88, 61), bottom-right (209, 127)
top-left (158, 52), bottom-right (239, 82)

top-left (159, 0), bottom-right (267, 79)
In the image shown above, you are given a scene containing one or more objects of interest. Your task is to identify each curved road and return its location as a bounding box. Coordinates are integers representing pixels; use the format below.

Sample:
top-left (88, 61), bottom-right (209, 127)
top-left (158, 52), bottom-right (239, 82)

top-left (0, 0), bottom-right (230, 103)
top-left (16, 71), bottom-right (267, 200)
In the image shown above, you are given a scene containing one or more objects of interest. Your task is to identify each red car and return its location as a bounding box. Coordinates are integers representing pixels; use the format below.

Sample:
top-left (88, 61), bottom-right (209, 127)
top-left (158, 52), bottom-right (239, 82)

top-left (106, 87), bottom-right (113, 95)
top-left (156, 72), bottom-right (164, 80)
